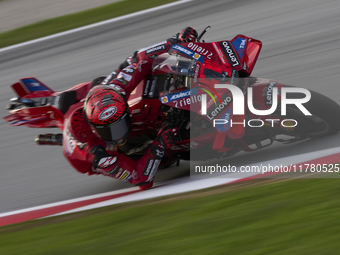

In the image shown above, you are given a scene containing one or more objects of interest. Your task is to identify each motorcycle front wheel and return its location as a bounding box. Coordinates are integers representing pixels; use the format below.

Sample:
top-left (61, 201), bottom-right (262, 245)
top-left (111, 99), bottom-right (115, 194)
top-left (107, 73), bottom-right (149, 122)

top-left (276, 85), bottom-right (340, 138)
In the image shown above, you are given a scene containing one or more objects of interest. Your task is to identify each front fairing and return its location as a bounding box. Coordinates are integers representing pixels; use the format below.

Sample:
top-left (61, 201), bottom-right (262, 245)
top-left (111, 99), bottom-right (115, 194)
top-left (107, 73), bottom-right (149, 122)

top-left (152, 44), bottom-right (244, 142)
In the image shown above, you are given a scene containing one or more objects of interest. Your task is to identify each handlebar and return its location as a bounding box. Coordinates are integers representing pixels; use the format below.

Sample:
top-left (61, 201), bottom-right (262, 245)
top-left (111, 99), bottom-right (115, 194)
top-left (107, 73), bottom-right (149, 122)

top-left (197, 26), bottom-right (211, 43)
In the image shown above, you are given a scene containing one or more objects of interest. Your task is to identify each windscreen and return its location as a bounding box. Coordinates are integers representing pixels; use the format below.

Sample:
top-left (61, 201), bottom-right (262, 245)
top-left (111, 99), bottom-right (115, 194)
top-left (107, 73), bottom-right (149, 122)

top-left (152, 52), bottom-right (198, 95)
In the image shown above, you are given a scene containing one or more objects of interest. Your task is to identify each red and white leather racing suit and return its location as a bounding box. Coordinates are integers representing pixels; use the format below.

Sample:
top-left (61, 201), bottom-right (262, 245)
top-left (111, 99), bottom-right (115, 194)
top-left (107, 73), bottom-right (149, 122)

top-left (62, 36), bottom-right (181, 190)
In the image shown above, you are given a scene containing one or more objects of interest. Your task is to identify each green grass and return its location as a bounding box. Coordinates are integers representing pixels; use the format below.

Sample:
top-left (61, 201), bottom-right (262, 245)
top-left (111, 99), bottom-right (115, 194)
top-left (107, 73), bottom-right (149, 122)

top-left (0, 0), bottom-right (178, 49)
top-left (1, 178), bottom-right (340, 254)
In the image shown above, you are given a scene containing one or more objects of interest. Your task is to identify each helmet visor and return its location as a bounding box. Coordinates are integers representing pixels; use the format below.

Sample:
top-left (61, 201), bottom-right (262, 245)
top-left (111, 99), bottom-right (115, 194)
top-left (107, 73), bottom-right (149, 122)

top-left (94, 114), bottom-right (130, 143)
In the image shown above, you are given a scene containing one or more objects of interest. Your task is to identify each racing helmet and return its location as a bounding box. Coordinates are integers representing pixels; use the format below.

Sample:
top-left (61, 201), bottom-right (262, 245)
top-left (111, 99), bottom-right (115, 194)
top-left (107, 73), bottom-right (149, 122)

top-left (84, 85), bottom-right (131, 144)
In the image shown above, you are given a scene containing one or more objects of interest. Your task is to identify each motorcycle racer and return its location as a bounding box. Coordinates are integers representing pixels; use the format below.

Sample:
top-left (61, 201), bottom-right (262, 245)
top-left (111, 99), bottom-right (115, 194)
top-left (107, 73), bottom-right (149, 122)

top-left (63, 27), bottom-right (198, 190)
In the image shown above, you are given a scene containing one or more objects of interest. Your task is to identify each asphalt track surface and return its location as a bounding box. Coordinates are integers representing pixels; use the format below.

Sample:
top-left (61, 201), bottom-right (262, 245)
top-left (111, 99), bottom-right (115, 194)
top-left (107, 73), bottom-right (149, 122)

top-left (1, 0), bottom-right (340, 214)
top-left (0, 0), bottom-right (121, 33)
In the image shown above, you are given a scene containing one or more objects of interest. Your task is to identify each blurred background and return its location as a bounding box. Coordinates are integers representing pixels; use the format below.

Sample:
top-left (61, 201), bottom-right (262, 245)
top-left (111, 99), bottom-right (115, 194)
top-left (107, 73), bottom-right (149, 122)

top-left (1, 0), bottom-right (340, 253)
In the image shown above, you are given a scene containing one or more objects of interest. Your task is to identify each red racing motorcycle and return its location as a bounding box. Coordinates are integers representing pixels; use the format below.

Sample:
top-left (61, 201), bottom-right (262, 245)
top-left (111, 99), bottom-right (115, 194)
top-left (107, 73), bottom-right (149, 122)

top-left (4, 26), bottom-right (340, 165)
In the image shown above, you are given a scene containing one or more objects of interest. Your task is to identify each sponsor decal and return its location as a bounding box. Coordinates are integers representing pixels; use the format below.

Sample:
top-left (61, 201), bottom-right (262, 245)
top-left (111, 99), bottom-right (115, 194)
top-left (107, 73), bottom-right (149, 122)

top-left (206, 93), bottom-right (233, 121)
top-left (147, 159), bottom-right (160, 182)
top-left (138, 41), bottom-right (167, 54)
top-left (169, 90), bottom-right (190, 101)
top-left (21, 78), bottom-right (50, 92)
top-left (213, 43), bottom-right (227, 64)
top-left (142, 76), bottom-right (157, 98)
top-left (172, 44), bottom-right (193, 55)
top-left (117, 72), bottom-right (132, 82)
top-left (150, 78), bottom-right (157, 97)
top-left (115, 78), bottom-right (128, 86)
top-left (215, 109), bottom-right (231, 131)
top-left (264, 81), bottom-right (278, 105)
top-left (107, 164), bottom-right (119, 176)
top-left (193, 53), bottom-right (202, 61)
top-left (193, 62), bottom-right (201, 83)
top-left (160, 88), bottom-right (206, 108)
top-left (119, 170), bottom-right (131, 181)
top-left (143, 80), bottom-right (151, 97)
top-left (106, 142), bottom-right (117, 152)
top-left (98, 156), bottom-right (117, 168)
top-left (240, 39), bottom-right (246, 48)
top-left (187, 43), bottom-right (213, 59)
top-left (132, 170), bottom-right (138, 179)
top-left (161, 96), bottom-right (168, 103)
top-left (231, 37), bottom-right (247, 58)
top-left (143, 159), bottom-right (154, 176)
top-left (137, 60), bottom-right (148, 72)
top-left (99, 106), bottom-right (117, 120)
top-left (108, 84), bottom-right (126, 95)
top-left (156, 149), bottom-right (164, 157)
top-left (170, 45), bottom-right (204, 63)
top-left (159, 89), bottom-right (191, 104)
top-left (151, 145), bottom-right (165, 159)
top-left (173, 93), bottom-right (202, 108)
top-left (115, 168), bottom-right (124, 178)
top-left (145, 44), bottom-right (166, 54)
top-left (219, 41), bottom-right (240, 67)
top-left (131, 109), bottom-right (141, 114)
top-left (122, 67), bottom-right (135, 74)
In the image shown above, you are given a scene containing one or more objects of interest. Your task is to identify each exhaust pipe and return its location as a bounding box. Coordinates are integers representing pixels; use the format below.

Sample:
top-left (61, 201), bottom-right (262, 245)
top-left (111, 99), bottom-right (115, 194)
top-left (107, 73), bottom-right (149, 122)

top-left (35, 134), bottom-right (63, 145)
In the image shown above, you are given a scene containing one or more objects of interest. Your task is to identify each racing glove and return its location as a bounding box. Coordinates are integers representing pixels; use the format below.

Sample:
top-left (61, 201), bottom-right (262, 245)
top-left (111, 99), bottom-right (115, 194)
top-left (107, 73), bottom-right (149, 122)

top-left (154, 126), bottom-right (178, 149)
top-left (178, 27), bottom-right (198, 43)
top-left (91, 145), bottom-right (117, 170)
